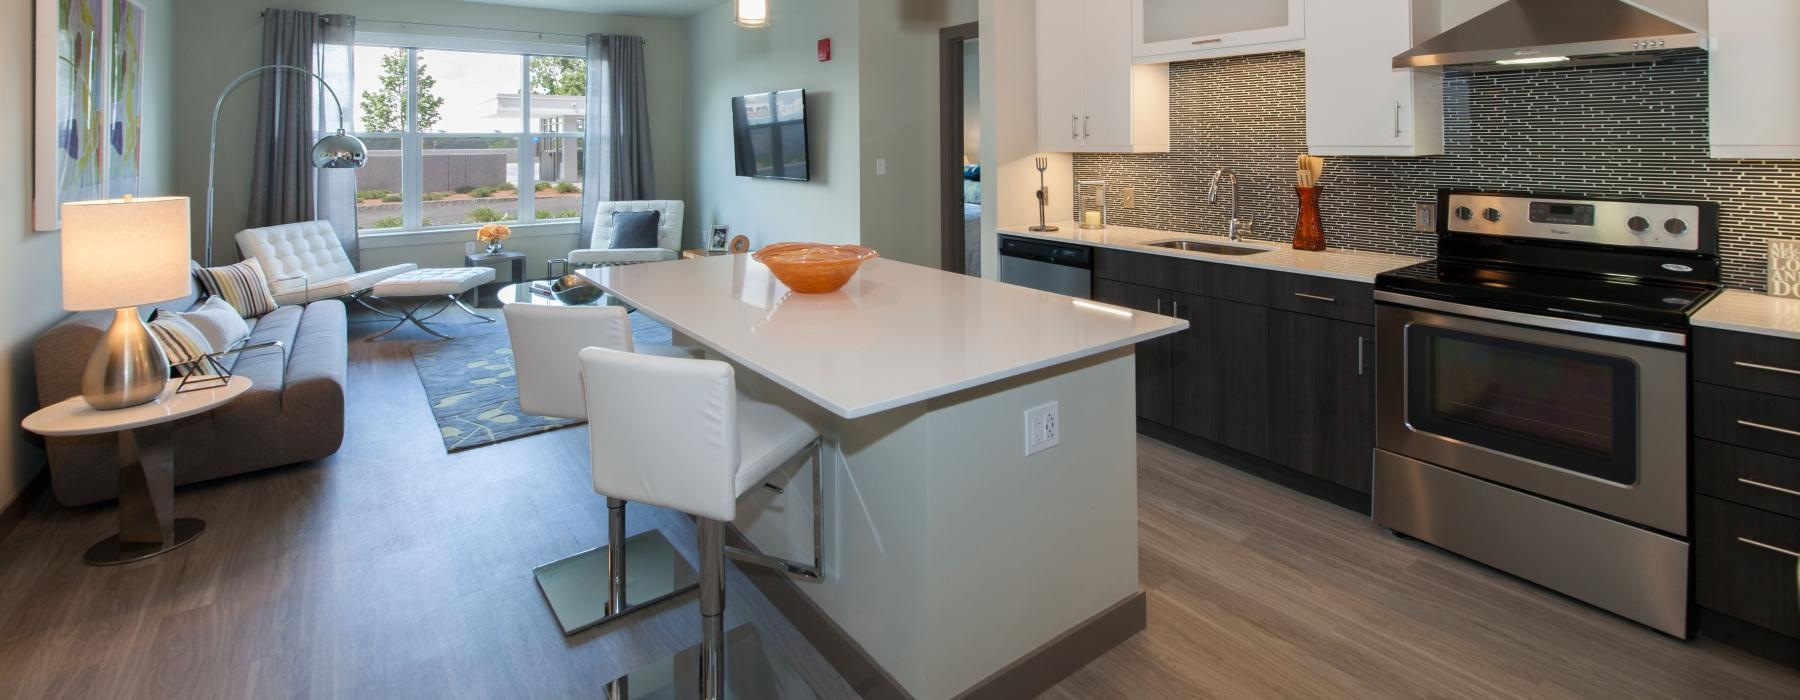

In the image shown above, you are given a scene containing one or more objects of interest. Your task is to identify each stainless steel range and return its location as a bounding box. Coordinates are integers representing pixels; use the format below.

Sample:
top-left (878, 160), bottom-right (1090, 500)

top-left (1373, 190), bottom-right (1722, 638)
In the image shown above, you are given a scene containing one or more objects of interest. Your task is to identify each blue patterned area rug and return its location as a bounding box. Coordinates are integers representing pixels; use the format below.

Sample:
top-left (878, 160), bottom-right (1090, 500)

top-left (409, 313), bottom-right (675, 453)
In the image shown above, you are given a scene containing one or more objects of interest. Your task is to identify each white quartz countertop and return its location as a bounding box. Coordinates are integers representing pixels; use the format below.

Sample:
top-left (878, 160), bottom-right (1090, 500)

top-left (1693, 289), bottom-right (1800, 340)
top-left (584, 255), bottom-right (1189, 419)
top-left (998, 222), bottom-right (1428, 283)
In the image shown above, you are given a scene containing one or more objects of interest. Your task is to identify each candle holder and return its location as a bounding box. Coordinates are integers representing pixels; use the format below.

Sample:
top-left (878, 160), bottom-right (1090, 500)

top-left (1077, 180), bottom-right (1108, 230)
top-left (1293, 186), bottom-right (1325, 251)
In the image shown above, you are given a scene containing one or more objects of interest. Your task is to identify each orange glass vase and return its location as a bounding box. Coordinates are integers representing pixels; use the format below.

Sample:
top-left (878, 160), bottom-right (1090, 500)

top-left (1293, 186), bottom-right (1326, 252)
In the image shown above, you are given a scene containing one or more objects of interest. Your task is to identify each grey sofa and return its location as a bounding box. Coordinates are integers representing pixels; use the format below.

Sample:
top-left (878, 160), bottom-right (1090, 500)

top-left (33, 269), bottom-right (347, 507)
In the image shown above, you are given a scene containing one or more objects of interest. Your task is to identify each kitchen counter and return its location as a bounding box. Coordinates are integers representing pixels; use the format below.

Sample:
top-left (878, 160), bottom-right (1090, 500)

top-left (585, 255), bottom-right (1186, 419)
top-left (999, 222), bottom-right (1429, 283)
top-left (582, 255), bottom-right (1183, 699)
top-left (1693, 289), bottom-right (1800, 340)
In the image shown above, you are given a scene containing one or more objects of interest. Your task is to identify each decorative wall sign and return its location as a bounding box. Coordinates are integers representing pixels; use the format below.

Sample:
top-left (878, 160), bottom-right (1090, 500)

top-left (34, 0), bottom-right (144, 231)
top-left (1768, 239), bottom-right (1800, 299)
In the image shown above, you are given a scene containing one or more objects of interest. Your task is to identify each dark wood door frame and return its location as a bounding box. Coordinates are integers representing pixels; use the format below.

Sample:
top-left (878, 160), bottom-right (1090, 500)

top-left (939, 21), bottom-right (978, 275)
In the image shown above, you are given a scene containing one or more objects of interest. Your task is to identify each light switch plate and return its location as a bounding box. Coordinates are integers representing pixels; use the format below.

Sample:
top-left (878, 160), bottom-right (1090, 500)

top-left (1025, 402), bottom-right (1060, 456)
top-left (1415, 202), bottom-right (1436, 232)
top-left (875, 158), bottom-right (887, 176)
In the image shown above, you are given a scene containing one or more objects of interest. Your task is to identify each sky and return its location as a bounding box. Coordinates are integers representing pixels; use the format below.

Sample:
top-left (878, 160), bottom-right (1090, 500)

top-left (352, 45), bottom-right (533, 133)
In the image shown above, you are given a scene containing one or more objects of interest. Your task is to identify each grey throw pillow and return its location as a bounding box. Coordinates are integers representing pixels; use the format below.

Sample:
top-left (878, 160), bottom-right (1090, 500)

top-left (609, 210), bottom-right (662, 249)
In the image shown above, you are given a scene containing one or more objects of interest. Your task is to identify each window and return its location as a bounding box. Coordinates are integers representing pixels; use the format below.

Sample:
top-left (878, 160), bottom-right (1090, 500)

top-left (350, 43), bottom-right (587, 234)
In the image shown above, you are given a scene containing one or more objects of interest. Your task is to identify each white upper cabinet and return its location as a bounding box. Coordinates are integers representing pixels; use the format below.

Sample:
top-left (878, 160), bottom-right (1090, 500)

top-left (1709, 0), bottom-right (1800, 159)
top-left (1038, 0), bottom-right (1170, 153)
top-left (1132, 0), bottom-right (1306, 62)
top-left (1305, 0), bottom-right (1443, 157)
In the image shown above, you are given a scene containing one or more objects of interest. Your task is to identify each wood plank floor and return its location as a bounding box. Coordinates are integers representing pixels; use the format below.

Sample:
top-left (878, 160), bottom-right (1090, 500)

top-left (0, 309), bottom-right (1795, 698)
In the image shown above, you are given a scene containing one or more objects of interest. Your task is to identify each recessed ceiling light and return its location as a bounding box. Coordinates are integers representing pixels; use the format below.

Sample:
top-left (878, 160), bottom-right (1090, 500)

top-left (735, 0), bottom-right (769, 28)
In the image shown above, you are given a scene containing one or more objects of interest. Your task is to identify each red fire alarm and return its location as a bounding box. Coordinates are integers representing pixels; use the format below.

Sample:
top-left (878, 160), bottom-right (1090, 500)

top-left (818, 38), bottom-right (832, 62)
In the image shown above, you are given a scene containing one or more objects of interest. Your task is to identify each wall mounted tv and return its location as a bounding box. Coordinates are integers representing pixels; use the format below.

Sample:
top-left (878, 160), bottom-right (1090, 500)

top-left (732, 89), bottom-right (810, 181)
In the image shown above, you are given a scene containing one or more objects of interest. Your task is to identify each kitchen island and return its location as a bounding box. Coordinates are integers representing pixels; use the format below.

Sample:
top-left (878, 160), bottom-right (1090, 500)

top-left (583, 255), bottom-right (1186, 699)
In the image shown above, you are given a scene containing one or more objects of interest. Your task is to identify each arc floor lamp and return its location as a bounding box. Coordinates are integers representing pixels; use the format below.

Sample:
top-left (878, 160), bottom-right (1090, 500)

top-left (205, 64), bottom-right (367, 267)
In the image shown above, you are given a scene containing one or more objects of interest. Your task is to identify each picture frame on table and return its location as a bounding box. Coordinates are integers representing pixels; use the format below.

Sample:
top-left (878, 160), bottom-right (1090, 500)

top-left (709, 225), bottom-right (730, 252)
top-left (34, 0), bottom-right (147, 232)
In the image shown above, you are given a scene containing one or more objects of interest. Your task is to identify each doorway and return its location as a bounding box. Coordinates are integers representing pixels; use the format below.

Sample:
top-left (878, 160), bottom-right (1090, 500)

top-left (939, 22), bottom-right (979, 275)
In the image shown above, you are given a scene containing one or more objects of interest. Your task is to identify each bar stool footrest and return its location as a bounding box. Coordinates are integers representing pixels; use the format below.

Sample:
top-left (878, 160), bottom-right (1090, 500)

top-left (532, 528), bottom-right (700, 636)
top-left (602, 624), bottom-right (820, 699)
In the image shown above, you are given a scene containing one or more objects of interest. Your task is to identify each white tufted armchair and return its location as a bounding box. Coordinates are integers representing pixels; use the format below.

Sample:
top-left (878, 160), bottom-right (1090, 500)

top-left (236, 221), bottom-right (417, 306)
top-left (568, 200), bottom-right (685, 269)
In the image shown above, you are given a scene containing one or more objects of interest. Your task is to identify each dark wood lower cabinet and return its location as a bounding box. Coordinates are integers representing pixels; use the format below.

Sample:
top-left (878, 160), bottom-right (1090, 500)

top-left (1093, 279), bottom-right (1175, 426)
top-left (1268, 310), bottom-right (1375, 493)
top-left (1095, 259), bottom-right (1376, 496)
top-left (1173, 295), bottom-right (1272, 460)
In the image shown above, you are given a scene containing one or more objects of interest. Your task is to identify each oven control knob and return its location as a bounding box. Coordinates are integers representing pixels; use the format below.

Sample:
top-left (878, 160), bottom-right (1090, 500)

top-left (1482, 208), bottom-right (1502, 223)
top-left (1663, 218), bottom-right (1688, 235)
top-left (1627, 216), bottom-right (1650, 232)
top-left (1453, 206), bottom-right (1474, 221)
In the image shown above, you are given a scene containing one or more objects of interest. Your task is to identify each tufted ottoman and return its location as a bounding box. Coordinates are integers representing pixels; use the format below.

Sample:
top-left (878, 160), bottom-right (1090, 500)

top-left (366, 267), bottom-right (497, 340)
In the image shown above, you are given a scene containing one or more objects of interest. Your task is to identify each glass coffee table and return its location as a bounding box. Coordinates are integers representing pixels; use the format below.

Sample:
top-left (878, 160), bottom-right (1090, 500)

top-left (497, 281), bottom-right (622, 307)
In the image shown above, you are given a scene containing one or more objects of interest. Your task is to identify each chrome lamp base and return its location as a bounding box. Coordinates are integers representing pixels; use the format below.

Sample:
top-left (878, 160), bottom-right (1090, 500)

top-left (81, 306), bottom-right (169, 411)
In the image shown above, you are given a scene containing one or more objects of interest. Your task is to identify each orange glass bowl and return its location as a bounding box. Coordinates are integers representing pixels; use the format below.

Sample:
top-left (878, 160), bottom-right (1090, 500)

top-left (752, 243), bottom-right (880, 293)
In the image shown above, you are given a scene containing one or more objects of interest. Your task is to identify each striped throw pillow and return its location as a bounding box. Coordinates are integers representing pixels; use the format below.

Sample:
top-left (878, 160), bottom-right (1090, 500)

top-left (196, 258), bottom-right (279, 318)
top-left (147, 314), bottom-right (220, 377)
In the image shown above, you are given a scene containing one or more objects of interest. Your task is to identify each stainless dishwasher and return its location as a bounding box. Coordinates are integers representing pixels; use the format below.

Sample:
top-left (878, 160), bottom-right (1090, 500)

top-left (998, 235), bottom-right (1092, 298)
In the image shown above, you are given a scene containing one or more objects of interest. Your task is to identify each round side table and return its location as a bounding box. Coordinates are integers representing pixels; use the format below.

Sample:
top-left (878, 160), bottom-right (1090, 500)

top-left (23, 376), bottom-right (252, 566)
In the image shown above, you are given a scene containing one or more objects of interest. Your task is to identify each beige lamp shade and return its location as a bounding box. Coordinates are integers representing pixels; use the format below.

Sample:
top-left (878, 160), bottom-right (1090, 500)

top-left (60, 196), bottom-right (193, 311)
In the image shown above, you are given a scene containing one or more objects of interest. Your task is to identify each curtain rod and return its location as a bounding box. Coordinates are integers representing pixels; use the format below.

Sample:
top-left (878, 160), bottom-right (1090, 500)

top-left (258, 11), bottom-right (604, 41)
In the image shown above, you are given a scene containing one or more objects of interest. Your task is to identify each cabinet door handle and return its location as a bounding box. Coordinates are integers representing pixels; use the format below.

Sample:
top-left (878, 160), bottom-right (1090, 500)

top-left (1083, 114), bottom-right (1090, 139)
top-left (1738, 477), bottom-right (1800, 498)
top-left (1739, 537), bottom-right (1800, 560)
top-left (1738, 419), bottom-right (1800, 439)
top-left (1735, 360), bottom-right (1800, 377)
top-left (1394, 101), bottom-right (1402, 137)
top-left (1155, 298), bottom-right (1163, 315)
top-left (1071, 115), bottom-right (1078, 140)
top-left (1293, 292), bottom-right (1337, 303)
top-left (1191, 37), bottom-right (1222, 46)
top-left (1170, 300), bottom-right (1181, 318)
top-left (1357, 336), bottom-right (1367, 376)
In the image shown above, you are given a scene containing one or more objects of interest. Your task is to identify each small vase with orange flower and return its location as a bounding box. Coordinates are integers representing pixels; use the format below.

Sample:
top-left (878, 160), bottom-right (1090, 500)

top-left (476, 223), bottom-right (511, 255)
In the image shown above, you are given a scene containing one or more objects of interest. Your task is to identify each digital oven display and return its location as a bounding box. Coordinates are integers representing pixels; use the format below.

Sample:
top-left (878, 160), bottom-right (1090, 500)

top-left (1528, 201), bottom-right (1596, 226)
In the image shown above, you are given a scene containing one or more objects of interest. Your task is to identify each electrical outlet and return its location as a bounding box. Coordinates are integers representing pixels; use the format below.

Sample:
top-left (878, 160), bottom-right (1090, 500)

top-left (1121, 186), bottom-right (1135, 208)
top-left (875, 158), bottom-right (887, 176)
top-left (1415, 202), bottom-right (1436, 232)
top-left (1025, 402), bottom-right (1060, 456)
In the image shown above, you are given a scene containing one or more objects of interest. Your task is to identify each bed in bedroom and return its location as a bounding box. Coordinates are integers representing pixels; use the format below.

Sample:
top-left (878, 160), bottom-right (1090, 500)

top-left (962, 164), bottom-right (982, 275)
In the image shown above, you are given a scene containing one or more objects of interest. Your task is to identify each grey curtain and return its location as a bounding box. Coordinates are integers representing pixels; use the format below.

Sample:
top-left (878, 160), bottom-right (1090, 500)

top-left (248, 9), bottom-right (319, 230)
top-left (315, 14), bottom-right (359, 266)
top-left (581, 33), bottom-right (654, 235)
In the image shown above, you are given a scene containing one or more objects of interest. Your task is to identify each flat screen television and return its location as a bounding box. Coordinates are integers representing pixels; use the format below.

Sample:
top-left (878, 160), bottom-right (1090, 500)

top-left (732, 89), bottom-right (809, 181)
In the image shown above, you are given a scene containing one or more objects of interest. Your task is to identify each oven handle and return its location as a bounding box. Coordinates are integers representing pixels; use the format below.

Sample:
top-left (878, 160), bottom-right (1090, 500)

top-left (1374, 291), bottom-right (1687, 347)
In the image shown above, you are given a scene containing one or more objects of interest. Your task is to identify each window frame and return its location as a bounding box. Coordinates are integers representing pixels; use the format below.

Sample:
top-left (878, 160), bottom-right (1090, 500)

top-left (350, 33), bottom-right (587, 236)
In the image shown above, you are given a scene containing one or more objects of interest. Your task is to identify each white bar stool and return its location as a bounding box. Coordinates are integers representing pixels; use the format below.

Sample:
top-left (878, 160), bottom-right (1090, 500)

top-left (580, 346), bottom-right (824, 700)
top-left (505, 303), bottom-right (704, 636)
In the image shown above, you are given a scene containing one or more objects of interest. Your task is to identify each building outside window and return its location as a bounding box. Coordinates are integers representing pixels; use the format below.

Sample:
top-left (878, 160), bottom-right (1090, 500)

top-left (349, 43), bottom-right (587, 234)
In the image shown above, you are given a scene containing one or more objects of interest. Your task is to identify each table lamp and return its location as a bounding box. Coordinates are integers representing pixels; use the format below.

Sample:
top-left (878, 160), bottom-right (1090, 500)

top-left (61, 196), bottom-right (193, 410)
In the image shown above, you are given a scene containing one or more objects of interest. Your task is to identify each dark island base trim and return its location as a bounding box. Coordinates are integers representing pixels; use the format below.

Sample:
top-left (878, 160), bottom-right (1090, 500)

top-left (725, 526), bottom-right (1149, 700)
top-left (1138, 419), bottom-right (1373, 516)
top-left (1698, 608), bottom-right (1800, 670)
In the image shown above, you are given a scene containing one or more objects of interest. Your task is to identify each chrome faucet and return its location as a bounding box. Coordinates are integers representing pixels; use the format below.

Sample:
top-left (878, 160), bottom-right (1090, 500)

top-left (1207, 168), bottom-right (1254, 242)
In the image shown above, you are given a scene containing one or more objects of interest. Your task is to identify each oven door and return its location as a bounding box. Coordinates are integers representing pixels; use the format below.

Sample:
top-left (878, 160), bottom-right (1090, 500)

top-left (1375, 294), bottom-right (1688, 536)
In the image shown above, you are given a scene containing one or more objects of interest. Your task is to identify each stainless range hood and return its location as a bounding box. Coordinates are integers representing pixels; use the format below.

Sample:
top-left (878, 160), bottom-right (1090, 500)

top-left (1393, 0), bottom-right (1704, 71)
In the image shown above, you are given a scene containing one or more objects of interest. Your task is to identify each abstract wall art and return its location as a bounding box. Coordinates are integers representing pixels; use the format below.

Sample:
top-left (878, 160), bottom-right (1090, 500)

top-left (33, 0), bottom-right (145, 231)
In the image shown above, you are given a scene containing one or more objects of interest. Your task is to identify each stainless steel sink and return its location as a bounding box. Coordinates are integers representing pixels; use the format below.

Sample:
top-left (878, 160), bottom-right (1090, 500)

top-left (1147, 239), bottom-right (1269, 256)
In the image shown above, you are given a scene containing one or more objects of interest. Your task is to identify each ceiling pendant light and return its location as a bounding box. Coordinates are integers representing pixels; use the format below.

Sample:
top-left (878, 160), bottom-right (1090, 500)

top-left (735, 0), bottom-right (769, 28)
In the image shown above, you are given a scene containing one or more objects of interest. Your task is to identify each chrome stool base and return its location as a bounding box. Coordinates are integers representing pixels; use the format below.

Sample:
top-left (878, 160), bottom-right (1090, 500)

top-left (533, 528), bottom-right (699, 636)
top-left (601, 624), bottom-right (819, 700)
top-left (364, 295), bottom-right (495, 341)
